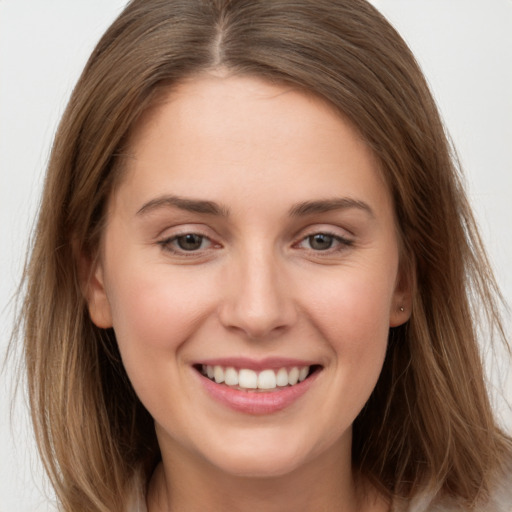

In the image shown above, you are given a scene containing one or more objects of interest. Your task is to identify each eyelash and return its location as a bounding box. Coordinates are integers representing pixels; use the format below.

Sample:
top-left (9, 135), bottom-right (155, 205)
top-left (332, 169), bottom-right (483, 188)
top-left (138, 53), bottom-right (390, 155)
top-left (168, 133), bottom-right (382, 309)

top-left (157, 232), bottom-right (216, 256)
top-left (157, 230), bottom-right (353, 257)
top-left (295, 231), bottom-right (354, 253)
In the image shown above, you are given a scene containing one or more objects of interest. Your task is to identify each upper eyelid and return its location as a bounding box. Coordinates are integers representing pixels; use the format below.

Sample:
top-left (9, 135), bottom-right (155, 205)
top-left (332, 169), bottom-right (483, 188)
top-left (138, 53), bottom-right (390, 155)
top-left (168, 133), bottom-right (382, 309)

top-left (155, 223), bottom-right (354, 246)
top-left (161, 229), bottom-right (211, 239)
top-left (295, 233), bottom-right (353, 249)
top-left (160, 232), bottom-right (217, 247)
top-left (293, 223), bottom-right (355, 240)
top-left (156, 223), bottom-right (218, 240)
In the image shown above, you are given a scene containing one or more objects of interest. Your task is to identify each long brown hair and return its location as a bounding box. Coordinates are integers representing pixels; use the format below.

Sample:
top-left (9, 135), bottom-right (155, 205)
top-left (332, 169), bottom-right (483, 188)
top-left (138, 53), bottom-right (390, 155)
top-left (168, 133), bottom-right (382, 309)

top-left (19, 0), bottom-right (510, 510)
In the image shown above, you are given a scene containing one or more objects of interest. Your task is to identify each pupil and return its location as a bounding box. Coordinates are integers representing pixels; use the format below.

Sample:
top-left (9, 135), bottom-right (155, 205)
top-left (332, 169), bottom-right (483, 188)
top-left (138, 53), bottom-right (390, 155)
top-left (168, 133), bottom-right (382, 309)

top-left (310, 233), bottom-right (333, 250)
top-left (177, 234), bottom-right (203, 250)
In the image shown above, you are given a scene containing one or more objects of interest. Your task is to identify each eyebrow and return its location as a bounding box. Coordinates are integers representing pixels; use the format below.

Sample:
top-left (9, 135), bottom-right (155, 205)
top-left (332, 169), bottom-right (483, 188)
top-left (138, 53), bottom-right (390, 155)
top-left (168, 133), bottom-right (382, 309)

top-left (136, 195), bottom-right (374, 218)
top-left (288, 198), bottom-right (374, 218)
top-left (137, 195), bottom-right (230, 217)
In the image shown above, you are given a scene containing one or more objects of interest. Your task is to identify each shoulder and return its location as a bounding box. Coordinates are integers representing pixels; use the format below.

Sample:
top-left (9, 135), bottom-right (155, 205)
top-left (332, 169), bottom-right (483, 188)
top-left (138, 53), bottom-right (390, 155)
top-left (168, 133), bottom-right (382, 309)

top-left (489, 465), bottom-right (512, 512)
top-left (399, 469), bottom-right (512, 512)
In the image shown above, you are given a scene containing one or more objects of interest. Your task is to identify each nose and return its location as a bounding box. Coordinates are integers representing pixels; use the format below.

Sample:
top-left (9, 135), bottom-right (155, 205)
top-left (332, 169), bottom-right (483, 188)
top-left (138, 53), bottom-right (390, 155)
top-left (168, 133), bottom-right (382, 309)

top-left (218, 249), bottom-right (297, 340)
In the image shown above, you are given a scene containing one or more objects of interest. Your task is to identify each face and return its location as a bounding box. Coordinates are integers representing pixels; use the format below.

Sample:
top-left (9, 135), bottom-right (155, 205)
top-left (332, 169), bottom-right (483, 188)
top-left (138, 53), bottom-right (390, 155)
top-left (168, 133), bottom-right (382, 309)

top-left (87, 74), bottom-right (410, 479)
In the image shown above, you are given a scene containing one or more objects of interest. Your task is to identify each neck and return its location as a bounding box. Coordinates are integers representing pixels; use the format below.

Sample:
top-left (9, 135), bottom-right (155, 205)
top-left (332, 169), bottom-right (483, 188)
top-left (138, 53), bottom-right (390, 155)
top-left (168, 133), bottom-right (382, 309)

top-left (147, 427), bottom-right (386, 512)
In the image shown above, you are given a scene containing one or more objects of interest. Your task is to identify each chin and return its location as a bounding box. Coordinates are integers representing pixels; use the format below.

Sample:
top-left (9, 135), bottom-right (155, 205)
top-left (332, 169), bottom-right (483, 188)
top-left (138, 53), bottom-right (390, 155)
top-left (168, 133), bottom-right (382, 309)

top-left (213, 451), bottom-right (306, 479)
top-left (198, 433), bottom-right (317, 479)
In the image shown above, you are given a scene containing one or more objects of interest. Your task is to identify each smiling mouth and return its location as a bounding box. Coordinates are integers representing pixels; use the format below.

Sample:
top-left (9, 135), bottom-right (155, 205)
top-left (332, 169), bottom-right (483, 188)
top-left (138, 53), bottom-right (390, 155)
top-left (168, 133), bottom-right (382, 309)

top-left (195, 364), bottom-right (322, 392)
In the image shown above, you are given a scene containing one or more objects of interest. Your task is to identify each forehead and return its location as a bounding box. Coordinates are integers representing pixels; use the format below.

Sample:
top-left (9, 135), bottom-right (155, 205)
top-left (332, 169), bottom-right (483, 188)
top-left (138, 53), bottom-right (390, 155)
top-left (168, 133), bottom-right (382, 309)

top-left (112, 74), bottom-right (391, 218)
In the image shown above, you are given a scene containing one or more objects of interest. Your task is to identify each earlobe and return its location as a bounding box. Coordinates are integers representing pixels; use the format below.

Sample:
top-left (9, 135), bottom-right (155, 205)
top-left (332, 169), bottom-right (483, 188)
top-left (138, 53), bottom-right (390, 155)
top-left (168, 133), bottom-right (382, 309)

top-left (389, 301), bottom-right (411, 327)
top-left (87, 263), bottom-right (113, 328)
top-left (78, 250), bottom-right (113, 329)
top-left (389, 260), bottom-right (414, 327)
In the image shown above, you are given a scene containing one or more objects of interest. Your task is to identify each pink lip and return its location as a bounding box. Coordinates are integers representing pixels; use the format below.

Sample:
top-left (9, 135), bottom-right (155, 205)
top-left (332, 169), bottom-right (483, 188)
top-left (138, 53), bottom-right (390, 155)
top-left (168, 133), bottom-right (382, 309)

top-left (195, 357), bottom-right (317, 371)
top-left (195, 365), bottom-right (321, 415)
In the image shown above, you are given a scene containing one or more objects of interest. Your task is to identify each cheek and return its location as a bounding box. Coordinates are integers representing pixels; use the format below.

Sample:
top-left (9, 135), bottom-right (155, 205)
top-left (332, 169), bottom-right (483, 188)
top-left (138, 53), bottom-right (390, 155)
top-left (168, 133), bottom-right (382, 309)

top-left (304, 267), bottom-right (396, 346)
top-left (105, 265), bottom-right (217, 364)
top-left (103, 266), bottom-right (218, 416)
top-left (300, 265), bottom-right (395, 395)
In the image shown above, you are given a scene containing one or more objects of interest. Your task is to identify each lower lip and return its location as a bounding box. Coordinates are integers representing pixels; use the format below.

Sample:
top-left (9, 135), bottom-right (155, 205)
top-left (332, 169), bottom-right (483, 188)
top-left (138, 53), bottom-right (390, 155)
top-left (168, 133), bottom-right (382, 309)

top-left (197, 370), bottom-right (320, 415)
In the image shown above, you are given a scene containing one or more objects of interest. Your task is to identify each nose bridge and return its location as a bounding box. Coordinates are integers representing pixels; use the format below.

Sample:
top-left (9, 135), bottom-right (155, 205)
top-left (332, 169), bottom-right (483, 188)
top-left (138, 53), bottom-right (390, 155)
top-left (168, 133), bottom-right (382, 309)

top-left (219, 242), bottom-right (295, 339)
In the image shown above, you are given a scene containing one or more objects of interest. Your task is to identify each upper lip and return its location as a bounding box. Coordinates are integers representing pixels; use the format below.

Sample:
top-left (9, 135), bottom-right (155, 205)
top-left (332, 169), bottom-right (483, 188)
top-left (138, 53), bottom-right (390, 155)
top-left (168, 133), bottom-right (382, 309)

top-left (194, 357), bottom-right (320, 371)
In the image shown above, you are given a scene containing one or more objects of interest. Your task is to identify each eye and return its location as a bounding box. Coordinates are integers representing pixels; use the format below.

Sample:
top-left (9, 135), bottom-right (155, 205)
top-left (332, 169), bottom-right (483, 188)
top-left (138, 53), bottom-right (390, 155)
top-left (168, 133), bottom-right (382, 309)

top-left (175, 233), bottom-right (206, 251)
top-left (296, 231), bottom-right (353, 252)
top-left (306, 233), bottom-right (335, 251)
top-left (158, 232), bottom-right (214, 254)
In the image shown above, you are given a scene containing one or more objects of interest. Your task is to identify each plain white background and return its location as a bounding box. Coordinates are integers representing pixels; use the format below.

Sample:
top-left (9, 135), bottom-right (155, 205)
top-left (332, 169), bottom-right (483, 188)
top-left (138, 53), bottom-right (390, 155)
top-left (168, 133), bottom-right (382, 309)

top-left (1, 1), bottom-right (511, 510)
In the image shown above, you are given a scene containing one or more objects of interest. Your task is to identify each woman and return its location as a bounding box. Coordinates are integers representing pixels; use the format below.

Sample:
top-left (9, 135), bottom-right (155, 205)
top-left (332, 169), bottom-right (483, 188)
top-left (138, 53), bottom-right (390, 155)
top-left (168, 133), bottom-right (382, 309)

top-left (18, 0), bottom-right (511, 510)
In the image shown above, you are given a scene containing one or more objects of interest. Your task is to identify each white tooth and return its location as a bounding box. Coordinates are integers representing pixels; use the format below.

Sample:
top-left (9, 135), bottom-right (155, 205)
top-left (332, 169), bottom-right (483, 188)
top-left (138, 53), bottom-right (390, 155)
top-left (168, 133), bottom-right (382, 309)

top-left (224, 367), bottom-right (239, 386)
top-left (298, 366), bottom-right (309, 382)
top-left (238, 369), bottom-right (258, 389)
top-left (206, 365), bottom-right (214, 379)
top-left (276, 367), bottom-right (289, 387)
top-left (258, 369), bottom-right (277, 390)
top-left (213, 365), bottom-right (225, 384)
top-left (288, 367), bottom-right (299, 385)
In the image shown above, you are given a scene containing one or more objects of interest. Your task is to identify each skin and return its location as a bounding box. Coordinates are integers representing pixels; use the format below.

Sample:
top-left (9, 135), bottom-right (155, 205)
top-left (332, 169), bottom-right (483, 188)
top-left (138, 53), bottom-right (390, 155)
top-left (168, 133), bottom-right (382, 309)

top-left (86, 73), bottom-right (411, 511)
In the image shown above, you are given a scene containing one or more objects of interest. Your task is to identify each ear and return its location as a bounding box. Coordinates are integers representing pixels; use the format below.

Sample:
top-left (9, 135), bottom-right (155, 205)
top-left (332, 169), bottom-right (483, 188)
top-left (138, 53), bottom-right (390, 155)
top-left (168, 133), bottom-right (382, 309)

top-left (389, 258), bottom-right (414, 327)
top-left (77, 249), bottom-right (113, 329)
